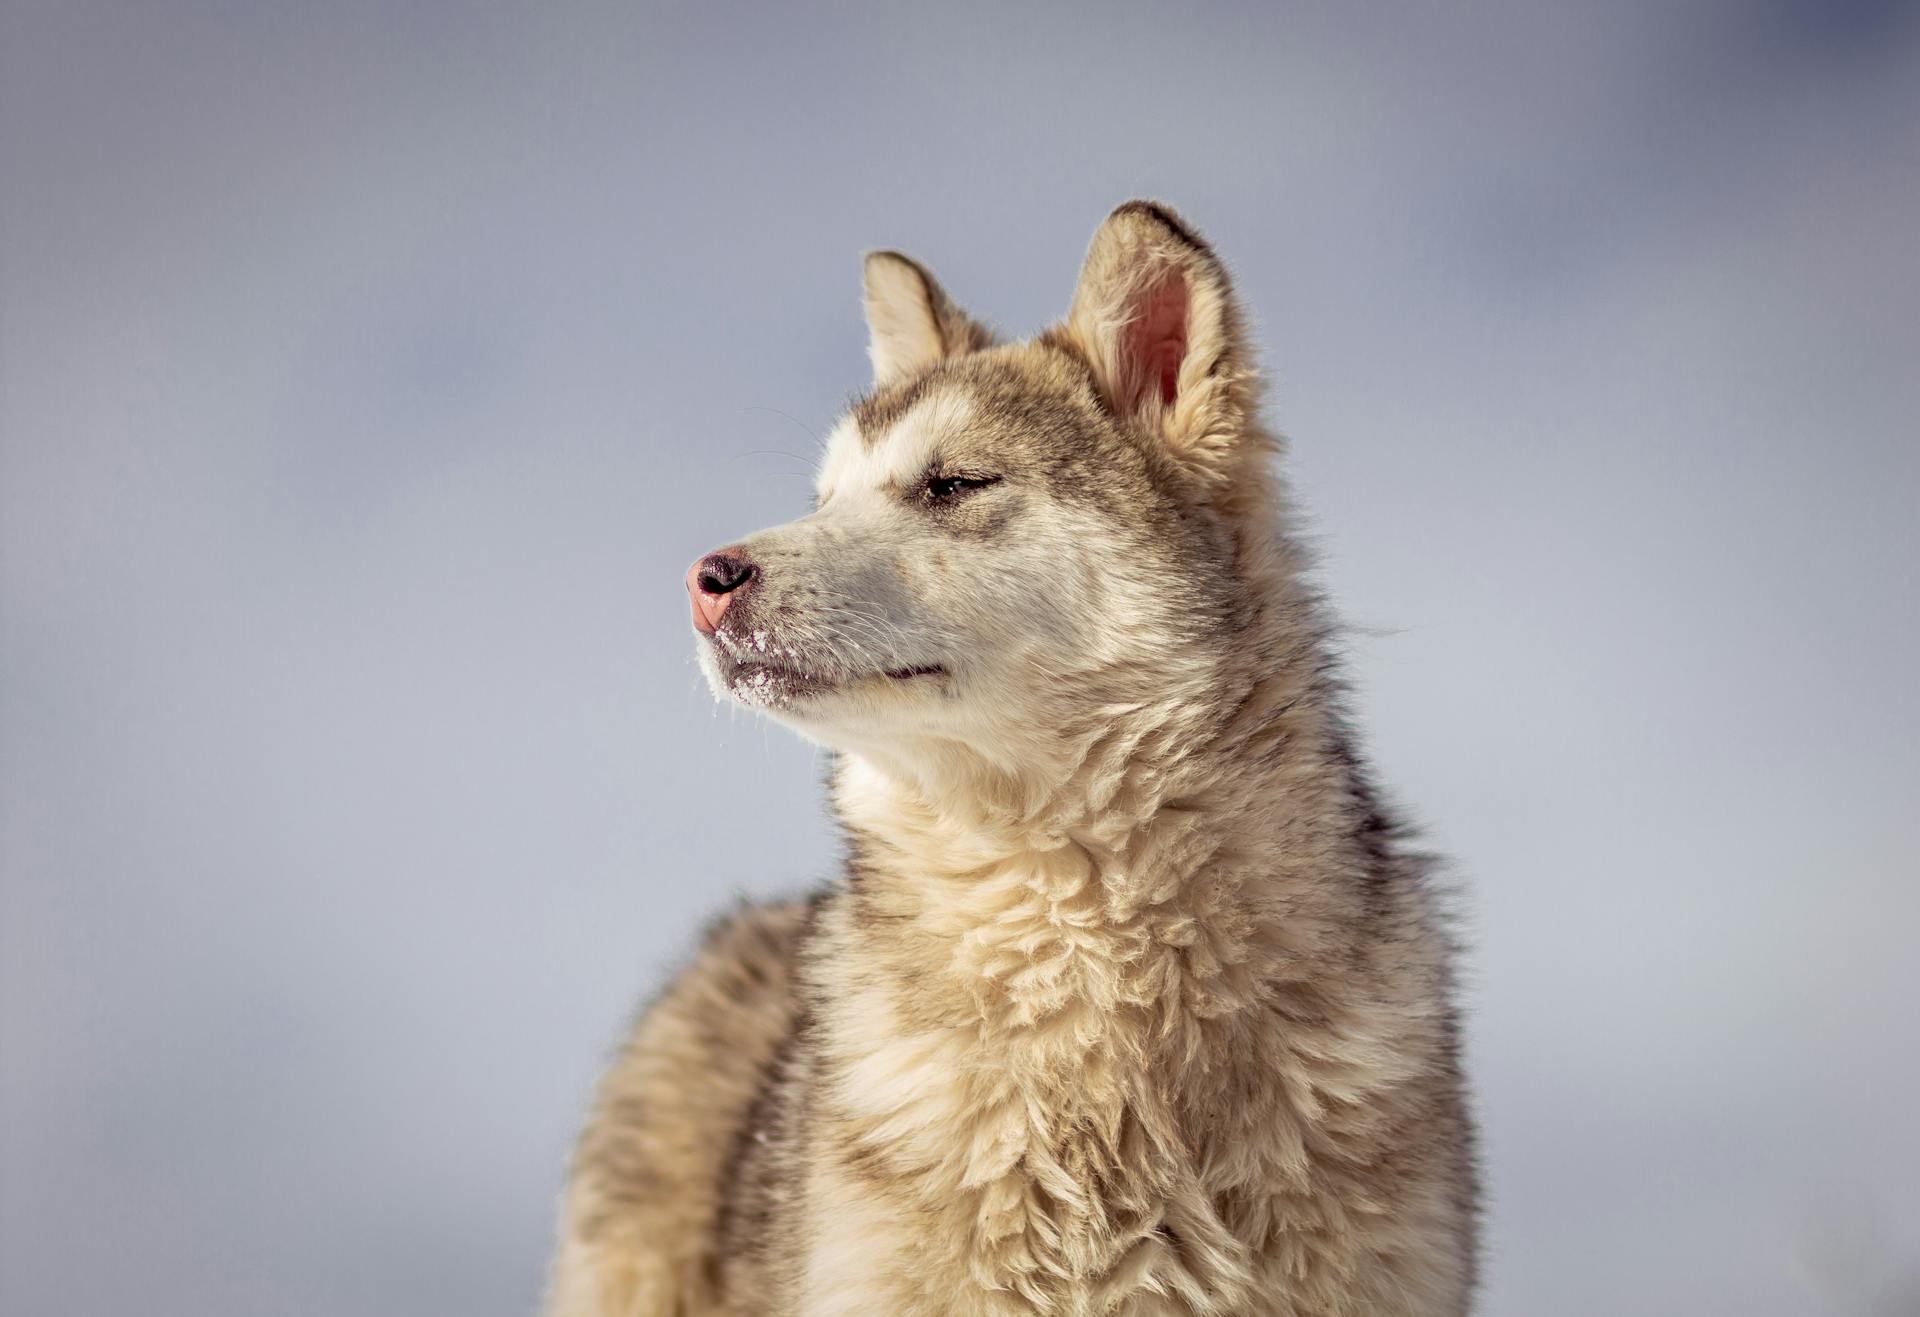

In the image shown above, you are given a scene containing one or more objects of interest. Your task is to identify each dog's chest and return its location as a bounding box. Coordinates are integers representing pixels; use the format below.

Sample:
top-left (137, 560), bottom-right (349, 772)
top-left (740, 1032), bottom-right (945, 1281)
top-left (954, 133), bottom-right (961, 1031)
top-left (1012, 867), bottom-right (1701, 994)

top-left (813, 977), bottom-right (1247, 1314)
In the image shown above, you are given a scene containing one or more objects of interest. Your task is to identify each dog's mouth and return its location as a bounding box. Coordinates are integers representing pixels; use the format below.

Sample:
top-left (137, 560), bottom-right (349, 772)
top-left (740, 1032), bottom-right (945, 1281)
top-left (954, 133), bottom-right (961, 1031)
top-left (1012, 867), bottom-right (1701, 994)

top-left (716, 652), bottom-right (946, 703)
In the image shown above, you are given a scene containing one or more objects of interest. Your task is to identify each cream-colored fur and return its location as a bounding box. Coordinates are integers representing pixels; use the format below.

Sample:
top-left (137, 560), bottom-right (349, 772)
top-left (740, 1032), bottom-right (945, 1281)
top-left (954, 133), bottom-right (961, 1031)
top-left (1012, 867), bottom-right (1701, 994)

top-left (548, 201), bottom-right (1478, 1315)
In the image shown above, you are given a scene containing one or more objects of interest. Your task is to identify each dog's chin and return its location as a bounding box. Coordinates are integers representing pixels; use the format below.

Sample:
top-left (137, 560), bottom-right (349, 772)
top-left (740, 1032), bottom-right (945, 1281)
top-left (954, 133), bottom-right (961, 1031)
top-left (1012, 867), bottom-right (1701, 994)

top-left (720, 658), bottom-right (832, 706)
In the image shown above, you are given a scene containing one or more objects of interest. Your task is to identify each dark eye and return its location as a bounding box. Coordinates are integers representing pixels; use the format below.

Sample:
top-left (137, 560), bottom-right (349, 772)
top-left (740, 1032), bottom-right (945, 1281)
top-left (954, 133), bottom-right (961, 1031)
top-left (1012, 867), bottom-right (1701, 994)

top-left (925, 473), bottom-right (1001, 502)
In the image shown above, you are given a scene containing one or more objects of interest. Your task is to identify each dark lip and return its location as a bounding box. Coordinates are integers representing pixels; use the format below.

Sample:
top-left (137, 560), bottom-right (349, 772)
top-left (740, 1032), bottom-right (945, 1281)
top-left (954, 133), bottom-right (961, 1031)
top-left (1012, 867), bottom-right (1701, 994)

top-left (882, 664), bottom-right (945, 680)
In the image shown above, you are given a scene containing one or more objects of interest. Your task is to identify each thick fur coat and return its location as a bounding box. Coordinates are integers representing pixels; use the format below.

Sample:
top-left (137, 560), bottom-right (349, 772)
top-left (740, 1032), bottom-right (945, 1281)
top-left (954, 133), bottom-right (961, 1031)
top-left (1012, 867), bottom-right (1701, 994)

top-left (546, 202), bottom-right (1479, 1316)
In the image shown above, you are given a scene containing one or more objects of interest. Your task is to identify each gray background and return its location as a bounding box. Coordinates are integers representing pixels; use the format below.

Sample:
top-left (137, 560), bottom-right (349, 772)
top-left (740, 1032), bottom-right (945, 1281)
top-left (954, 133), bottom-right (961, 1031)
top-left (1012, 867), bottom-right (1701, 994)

top-left (4, 2), bottom-right (1917, 1313)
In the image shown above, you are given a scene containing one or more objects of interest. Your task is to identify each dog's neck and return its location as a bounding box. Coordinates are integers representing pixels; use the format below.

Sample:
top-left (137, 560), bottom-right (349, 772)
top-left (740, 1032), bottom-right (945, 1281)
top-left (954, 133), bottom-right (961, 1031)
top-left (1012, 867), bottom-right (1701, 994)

top-left (826, 639), bottom-right (1363, 1045)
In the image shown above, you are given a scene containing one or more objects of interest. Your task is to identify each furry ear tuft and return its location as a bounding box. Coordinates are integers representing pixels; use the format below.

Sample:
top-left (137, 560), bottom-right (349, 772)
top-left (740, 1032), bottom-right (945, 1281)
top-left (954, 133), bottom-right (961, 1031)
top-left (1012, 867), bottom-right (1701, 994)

top-left (1064, 201), bottom-right (1259, 474)
top-left (863, 252), bottom-right (993, 387)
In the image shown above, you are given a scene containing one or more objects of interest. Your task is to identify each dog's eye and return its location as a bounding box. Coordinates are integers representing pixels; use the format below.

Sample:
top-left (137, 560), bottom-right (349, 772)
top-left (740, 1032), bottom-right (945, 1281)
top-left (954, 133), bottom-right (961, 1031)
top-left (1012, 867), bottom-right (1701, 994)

top-left (925, 474), bottom-right (1001, 502)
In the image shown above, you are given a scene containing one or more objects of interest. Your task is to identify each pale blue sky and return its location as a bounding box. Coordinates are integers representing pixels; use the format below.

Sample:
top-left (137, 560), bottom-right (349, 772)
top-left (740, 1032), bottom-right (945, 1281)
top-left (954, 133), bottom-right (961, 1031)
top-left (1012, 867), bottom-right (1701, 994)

top-left (4, 2), bottom-right (1917, 1313)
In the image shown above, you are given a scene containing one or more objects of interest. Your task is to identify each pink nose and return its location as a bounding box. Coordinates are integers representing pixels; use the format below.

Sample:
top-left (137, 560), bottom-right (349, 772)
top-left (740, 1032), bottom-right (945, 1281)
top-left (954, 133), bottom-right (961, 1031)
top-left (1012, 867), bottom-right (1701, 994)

top-left (686, 549), bottom-right (755, 635)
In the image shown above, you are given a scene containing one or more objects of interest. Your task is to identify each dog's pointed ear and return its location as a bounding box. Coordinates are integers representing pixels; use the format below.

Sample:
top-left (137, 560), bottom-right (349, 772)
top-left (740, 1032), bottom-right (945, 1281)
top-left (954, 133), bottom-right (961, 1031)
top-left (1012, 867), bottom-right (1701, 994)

top-left (1064, 202), bottom-right (1259, 473)
top-left (863, 251), bottom-right (993, 387)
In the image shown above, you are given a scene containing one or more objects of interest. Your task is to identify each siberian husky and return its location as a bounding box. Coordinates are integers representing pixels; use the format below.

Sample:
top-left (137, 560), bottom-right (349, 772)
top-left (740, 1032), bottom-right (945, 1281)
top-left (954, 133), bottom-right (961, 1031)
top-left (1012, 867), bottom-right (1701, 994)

top-left (546, 201), bottom-right (1479, 1315)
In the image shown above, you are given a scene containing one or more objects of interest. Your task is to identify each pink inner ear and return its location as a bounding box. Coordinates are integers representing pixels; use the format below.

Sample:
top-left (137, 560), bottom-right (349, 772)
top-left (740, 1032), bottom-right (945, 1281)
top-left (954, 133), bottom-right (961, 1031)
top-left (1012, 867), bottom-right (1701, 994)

top-left (1123, 269), bottom-right (1189, 411)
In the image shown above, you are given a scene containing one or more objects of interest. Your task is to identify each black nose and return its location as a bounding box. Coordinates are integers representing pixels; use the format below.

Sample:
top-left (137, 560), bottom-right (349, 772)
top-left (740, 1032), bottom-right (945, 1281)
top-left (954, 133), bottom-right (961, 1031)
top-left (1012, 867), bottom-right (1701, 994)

top-left (696, 551), bottom-right (756, 596)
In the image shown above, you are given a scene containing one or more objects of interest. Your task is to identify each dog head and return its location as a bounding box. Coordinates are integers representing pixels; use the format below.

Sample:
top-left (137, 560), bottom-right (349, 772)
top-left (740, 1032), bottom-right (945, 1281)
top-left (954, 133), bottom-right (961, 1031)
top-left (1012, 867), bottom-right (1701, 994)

top-left (687, 202), bottom-right (1277, 779)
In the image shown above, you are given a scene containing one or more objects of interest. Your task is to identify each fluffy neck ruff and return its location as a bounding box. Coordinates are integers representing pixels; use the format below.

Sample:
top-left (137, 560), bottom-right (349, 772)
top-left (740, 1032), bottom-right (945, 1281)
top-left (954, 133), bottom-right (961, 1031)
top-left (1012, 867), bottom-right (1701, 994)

top-left (827, 601), bottom-right (1369, 1060)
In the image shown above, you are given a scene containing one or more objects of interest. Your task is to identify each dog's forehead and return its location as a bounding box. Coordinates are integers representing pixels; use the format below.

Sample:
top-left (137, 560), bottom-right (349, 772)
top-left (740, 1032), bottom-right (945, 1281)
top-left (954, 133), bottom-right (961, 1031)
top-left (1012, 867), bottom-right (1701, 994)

top-left (817, 383), bottom-right (977, 496)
